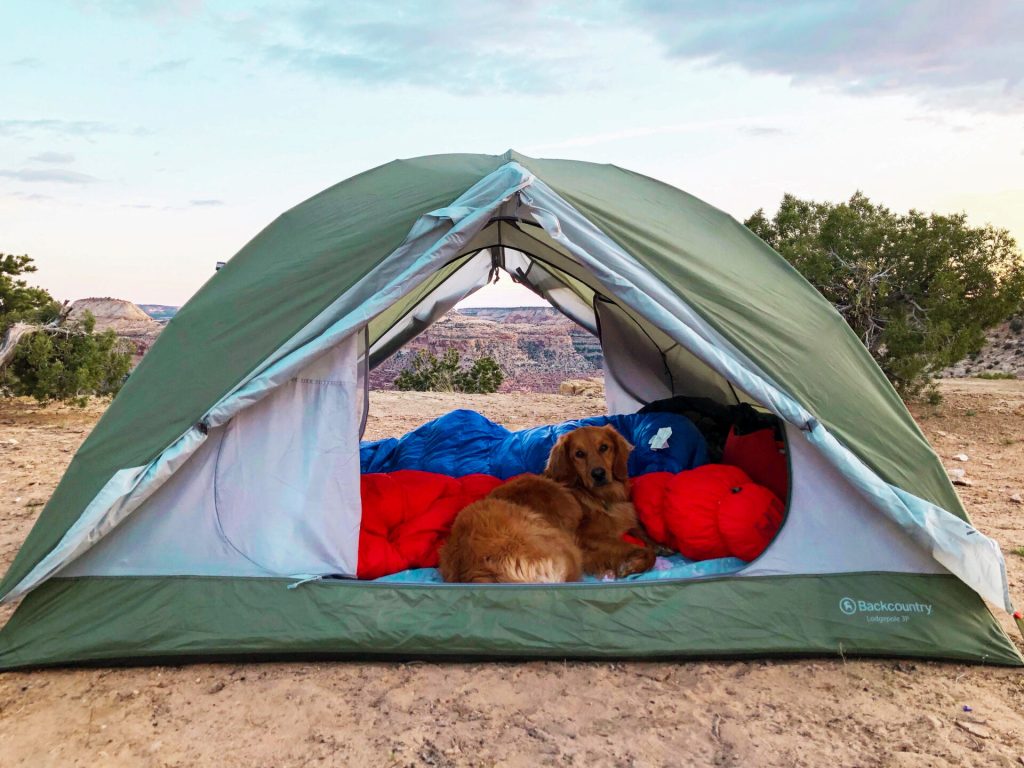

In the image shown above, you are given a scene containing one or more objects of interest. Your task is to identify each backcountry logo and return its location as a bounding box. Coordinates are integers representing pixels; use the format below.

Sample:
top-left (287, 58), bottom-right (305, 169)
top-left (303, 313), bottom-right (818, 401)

top-left (839, 596), bottom-right (933, 618)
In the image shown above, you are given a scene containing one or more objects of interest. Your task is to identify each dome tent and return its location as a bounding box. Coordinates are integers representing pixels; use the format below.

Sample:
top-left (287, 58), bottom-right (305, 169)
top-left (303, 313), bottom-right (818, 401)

top-left (0, 150), bottom-right (1020, 668)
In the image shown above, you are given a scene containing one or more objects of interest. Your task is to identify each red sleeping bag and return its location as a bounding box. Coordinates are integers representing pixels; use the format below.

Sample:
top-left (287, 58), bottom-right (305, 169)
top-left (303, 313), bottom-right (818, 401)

top-left (631, 465), bottom-right (784, 562)
top-left (722, 427), bottom-right (788, 502)
top-left (357, 470), bottom-right (501, 579)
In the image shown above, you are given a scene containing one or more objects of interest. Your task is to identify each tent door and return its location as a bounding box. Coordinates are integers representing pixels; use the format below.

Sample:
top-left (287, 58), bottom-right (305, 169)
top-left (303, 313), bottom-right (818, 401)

top-left (211, 333), bottom-right (363, 576)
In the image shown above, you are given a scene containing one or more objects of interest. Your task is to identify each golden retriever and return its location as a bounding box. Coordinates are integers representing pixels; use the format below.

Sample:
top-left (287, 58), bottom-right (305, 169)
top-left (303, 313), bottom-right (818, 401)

top-left (439, 424), bottom-right (655, 583)
top-left (545, 425), bottom-right (656, 578)
top-left (438, 474), bottom-right (583, 583)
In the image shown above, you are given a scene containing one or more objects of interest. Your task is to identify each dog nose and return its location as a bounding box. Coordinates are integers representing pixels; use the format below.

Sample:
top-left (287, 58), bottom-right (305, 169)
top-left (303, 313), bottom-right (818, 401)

top-left (591, 467), bottom-right (606, 481)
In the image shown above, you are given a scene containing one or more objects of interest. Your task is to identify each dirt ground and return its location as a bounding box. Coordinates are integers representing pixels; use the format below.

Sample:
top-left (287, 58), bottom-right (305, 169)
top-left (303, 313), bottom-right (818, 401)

top-left (0, 382), bottom-right (1023, 767)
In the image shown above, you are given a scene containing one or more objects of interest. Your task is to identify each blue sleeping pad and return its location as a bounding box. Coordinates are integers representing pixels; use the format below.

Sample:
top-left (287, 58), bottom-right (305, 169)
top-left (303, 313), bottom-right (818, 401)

top-left (360, 409), bottom-right (707, 478)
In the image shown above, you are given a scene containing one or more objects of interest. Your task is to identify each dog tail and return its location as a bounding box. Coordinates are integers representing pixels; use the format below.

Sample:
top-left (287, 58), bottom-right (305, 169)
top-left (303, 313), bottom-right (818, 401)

top-left (498, 555), bottom-right (574, 584)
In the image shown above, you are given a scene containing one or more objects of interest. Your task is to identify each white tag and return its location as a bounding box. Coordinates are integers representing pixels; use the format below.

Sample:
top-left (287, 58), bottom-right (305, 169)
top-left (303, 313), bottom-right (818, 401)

top-left (649, 427), bottom-right (672, 451)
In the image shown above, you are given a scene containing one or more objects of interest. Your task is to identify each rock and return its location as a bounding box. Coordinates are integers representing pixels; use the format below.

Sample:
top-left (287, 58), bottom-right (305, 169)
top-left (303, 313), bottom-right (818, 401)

top-left (559, 378), bottom-right (604, 396)
top-left (206, 680), bottom-right (225, 694)
top-left (947, 468), bottom-right (973, 486)
top-left (1010, 493), bottom-right (1023, 504)
top-left (369, 308), bottom-right (604, 393)
top-left (68, 297), bottom-right (164, 359)
top-left (953, 453), bottom-right (969, 462)
top-left (955, 720), bottom-right (992, 740)
top-left (941, 319), bottom-right (1024, 379)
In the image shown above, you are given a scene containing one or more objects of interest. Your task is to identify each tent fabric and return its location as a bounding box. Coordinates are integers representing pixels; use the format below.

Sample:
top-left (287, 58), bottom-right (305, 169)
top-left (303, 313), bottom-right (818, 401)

top-left (0, 152), bottom-right (986, 598)
top-left (358, 409), bottom-right (708, 479)
top-left (1, 161), bottom-right (534, 601)
top-left (0, 153), bottom-right (515, 599)
top-left (515, 177), bottom-right (1010, 610)
top-left (0, 573), bottom-right (1019, 670)
top-left (507, 154), bottom-right (962, 520)
top-left (0, 150), bottom-right (1019, 668)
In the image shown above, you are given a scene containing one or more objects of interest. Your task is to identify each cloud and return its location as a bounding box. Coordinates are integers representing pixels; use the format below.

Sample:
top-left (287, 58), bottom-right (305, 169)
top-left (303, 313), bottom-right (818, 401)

top-left (189, 198), bottom-right (224, 206)
top-left (0, 119), bottom-right (119, 137)
top-left (528, 117), bottom-right (786, 151)
top-left (9, 57), bottom-right (41, 68)
top-left (0, 119), bottom-right (152, 139)
top-left (738, 125), bottom-right (786, 137)
top-left (28, 151), bottom-right (76, 164)
top-left (256, 2), bottom-right (614, 94)
top-left (147, 57), bottom-right (190, 74)
top-left (76, 0), bottom-right (204, 22)
top-left (0, 168), bottom-right (98, 184)
top-left (9, 191), bottom-right (53, 202)
top-left (625, 0), bottom-right (1024, 112)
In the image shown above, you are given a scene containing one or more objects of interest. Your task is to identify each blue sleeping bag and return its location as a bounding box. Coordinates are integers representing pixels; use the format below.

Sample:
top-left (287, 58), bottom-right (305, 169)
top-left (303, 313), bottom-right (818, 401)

top-left (360, 409), bottom-right (707, 478)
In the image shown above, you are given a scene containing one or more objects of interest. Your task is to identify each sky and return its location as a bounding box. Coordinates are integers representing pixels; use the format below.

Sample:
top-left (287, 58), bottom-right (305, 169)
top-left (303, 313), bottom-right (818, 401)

top-left (2, 0), bottom-right (1023, 308)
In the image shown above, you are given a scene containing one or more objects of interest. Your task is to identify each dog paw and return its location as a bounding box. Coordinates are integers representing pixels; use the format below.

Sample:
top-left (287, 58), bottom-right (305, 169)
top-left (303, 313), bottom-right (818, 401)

top-left (616, 548), bottom-right (656, 578)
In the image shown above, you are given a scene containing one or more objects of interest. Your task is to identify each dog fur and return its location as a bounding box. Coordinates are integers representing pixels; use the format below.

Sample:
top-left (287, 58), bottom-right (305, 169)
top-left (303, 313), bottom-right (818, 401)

top-left (545, 425), bottom-right (657, 578)
top-left (439, 424), bottom-right (656, 583)
top-left (438, 475), bottom-right (583, 583)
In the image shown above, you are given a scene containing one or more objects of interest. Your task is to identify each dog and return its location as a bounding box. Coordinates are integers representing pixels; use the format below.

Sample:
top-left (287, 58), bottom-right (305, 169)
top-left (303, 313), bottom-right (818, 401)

top-left (439, 424), bottom-right (656, 583)
top-left (438, 474), bottom-right (583, 583)
top-left (545, 424), bottom-right (657, 578)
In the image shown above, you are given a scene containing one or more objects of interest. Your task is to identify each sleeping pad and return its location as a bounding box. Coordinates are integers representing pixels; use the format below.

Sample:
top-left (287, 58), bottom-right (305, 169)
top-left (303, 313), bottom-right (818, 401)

top-left (360, 409), bottom-right (708, 478)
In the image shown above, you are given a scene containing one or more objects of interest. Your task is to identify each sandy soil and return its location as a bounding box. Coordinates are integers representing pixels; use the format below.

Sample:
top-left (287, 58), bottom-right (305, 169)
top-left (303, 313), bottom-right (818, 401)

top-left (1, 384), bottom-right (1023, 767)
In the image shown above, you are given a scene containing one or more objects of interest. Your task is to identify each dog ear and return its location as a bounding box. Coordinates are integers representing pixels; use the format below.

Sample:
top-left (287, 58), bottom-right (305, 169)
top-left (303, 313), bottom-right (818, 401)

top-left (545, 433), bottom-right (575, 484)
top-left (608, 427), bottom-right (633, 482)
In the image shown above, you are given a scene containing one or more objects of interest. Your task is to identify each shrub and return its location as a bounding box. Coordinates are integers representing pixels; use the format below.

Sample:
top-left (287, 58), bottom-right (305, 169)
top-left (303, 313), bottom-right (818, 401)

top-left (746, 194), bottom-right (1024, 398)
top-left (4, 311), bottom-right (133, 405)
top-left (1, 253), bottom-right (134, 404)
top-left (394, 349), bottom-right (504, 394)
top-left (973, 371), bottom-right (1017, 380)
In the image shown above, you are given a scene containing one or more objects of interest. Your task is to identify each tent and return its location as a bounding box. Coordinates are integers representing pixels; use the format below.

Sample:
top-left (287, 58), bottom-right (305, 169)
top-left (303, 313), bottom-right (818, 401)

top-left (1, 150), bottom-right (1020, 669)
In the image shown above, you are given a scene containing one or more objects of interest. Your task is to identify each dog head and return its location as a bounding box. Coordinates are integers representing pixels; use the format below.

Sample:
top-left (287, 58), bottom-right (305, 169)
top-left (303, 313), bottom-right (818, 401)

top-left (545, 425), bottom-right (632, 494)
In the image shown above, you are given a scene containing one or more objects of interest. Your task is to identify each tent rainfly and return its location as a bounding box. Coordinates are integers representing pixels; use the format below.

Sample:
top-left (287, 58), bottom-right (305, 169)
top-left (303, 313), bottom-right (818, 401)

top-left (1, 150), bottom-right (1021, 669)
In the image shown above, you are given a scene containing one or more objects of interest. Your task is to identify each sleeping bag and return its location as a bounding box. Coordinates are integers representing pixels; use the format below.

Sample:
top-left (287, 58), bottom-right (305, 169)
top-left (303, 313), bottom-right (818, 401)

top-left (358, 470), bottom-right (502, 579)
top-left (631, 465), bottom-right (784, 562)
top-left (357, 464), bottom-right (784, 580)
top-left (360, 409), bottom-right (708, 479)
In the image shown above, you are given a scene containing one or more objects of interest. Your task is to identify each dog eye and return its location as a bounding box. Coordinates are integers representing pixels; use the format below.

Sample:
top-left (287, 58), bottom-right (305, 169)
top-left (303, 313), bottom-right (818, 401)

top-left (574, 450), bottom-right (586, 459)
top-left (598, 444), bottom-right (608, 453)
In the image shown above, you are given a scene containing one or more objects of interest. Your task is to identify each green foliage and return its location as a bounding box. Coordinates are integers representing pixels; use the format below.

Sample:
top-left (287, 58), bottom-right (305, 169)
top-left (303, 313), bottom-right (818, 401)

top-left (1, 253), bottom-right (134, 404)
top-left (746, 193), bottom-right (1024, 398)
top-left (0, 253), bottom-right (61, 331)
top-left (394, 349), bottom-right (504, 394)
top-left (3, 311), bottom-right (133, 405)
top-left (459, 355), bottom-right (504, 393)
top-left (973, 371), bottom-right (1017, 380)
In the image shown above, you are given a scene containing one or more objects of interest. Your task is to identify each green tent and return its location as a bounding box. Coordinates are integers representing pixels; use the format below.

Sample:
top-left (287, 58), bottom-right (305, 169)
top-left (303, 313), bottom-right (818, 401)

top-left (1, 151), bottom-right (1020, 668)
